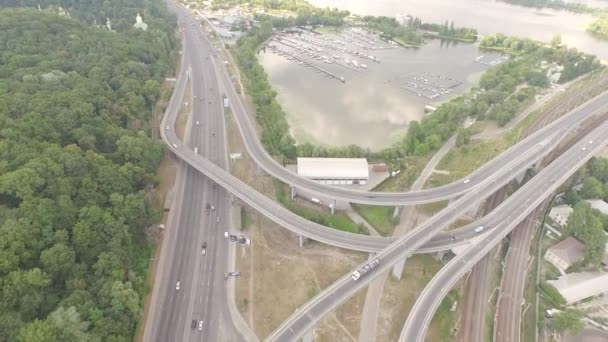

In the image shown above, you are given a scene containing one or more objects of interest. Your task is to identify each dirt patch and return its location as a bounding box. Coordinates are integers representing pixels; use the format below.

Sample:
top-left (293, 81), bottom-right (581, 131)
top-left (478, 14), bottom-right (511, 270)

top-left (376, 255), bottom-right (444, 341)
top-left (235, 211), bottom-right (366, 339)
top-left (226, 98), bottom-right (367, 340)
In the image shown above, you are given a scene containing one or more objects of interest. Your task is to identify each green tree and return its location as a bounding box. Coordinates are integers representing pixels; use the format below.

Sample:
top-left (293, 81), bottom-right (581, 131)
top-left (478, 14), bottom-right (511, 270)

top-left (16, 320), bottom-right (58, 342)
top-left (552, 309), bottom-right (584, 334)
top-left (581, 177), bottom-right (604, 198)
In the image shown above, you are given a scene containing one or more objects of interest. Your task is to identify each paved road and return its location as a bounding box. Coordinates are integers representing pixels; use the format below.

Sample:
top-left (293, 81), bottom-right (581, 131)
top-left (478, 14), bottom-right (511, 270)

top-left (358, 135), bottom-right (456, 342)
top-left (195, 0), bottom-right (608, 206)
top-left (398, 120), bottom-right (608, 342)
top-left (143, 2), bottom-right (251, 341)
top-left (164, 1), bottom-right (608, 252)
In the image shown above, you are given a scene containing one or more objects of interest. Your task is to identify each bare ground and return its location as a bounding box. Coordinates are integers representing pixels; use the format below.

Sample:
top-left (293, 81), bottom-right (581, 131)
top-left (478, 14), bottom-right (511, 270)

top-left (226, 102), bottom-right (368, 340)
top-left (375, 255), bottom-right (444, 341)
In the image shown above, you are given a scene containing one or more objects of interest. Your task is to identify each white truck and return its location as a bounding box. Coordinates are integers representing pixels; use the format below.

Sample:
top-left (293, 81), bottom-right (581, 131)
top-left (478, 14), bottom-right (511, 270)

top-left (352, 258), bottom-right (380, 281)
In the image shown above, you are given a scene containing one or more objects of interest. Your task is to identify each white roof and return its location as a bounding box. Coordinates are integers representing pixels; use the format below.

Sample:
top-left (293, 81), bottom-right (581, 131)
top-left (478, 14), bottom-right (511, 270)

top-left (550, 205), bottom-right (573, 219)
top-left (548, 272), bottom-right (608, 304)
top-left (297, 158), bottom-right (369, 180)
top-left (586, 199), bottom-right (608, 215)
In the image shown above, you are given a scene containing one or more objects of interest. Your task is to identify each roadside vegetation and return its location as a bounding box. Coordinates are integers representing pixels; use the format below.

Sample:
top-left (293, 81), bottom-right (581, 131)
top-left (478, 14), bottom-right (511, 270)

top-left (561, 158), bottom-right (608, 267)
top-left (275, 181), bottom-right (367, 234)
top-left (351, 205), bottom-right (396, 236)
top-left (0, 3), bottom-right (177, 341)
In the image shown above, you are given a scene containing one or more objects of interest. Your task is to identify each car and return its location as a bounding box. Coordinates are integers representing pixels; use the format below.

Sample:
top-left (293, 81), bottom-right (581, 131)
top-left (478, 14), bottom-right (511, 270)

top-left (582, 147), bottom-right (587, 151)
top-left (196, 120), bottom-right (200, 126)
top-left (194, 147), bottom-right (198, 154)
top-left (212, 132), bottom-right (216, 136)
top-left (211, 205), bottom-right (215, 211)
top-left (194, 95), bottom-right (197, 99)
top-left (191, 320), bottom-right (197, 329)
top-left (172, 143), bottom-right (177, 148)
top-left (463, 179), bottom-right (470, 184)
top-left (589, 140), bottom-right (593, 144)
top-left (216, 216), bottom-right (220, 223)
top-left (198, 320), bottom-right (204, 331)
top-left (474, 226), bottom-right (485, 233)
top-left (202, 242), bottom-right (207, 255)
top-left (224, 232), bottom-right (229, 238)
top-left (165, 125), bottom-right (169, 130)
top-left (175, 281), bottom-right (181, 290)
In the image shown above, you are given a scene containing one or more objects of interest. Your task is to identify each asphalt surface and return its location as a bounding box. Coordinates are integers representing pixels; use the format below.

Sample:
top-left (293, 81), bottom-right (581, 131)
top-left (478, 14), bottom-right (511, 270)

top-left (398, 120), bottom-right (608, 342)
top-left (154, 3), bottom-right (608, 340)
top-left (162, 1), bottom-right (608, 254)
top-left (143, 3), bottom-right (248, 341)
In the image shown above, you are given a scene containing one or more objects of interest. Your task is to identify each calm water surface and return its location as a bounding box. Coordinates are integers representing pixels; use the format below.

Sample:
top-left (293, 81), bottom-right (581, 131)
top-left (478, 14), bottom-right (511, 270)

top-left (262, 0), bottom-right (608, 150)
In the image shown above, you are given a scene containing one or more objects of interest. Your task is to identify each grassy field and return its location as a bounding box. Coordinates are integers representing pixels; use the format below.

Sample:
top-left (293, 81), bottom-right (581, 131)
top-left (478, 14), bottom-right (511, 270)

top-left (377, 254), bottom-right (446, 341)
top-left (352, 204), bottom-right (396, 236)
top-left (275, 180), bottom-right (367, 234)
top-left (426, 138), bottom-right (509, 188)
top-left (428, 289), bottom-right (461, 342)
top-left (375, 157), bottom-right (430, 192)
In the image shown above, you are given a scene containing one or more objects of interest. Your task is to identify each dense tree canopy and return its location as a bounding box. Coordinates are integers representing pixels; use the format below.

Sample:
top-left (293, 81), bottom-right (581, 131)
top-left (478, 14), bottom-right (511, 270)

top-left (0, 3), bottom-right (176, 340)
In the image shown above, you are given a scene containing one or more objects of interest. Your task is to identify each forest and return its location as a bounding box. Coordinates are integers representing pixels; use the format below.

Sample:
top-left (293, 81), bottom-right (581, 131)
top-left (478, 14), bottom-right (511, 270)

top-left (0, 2), bottom-right (177, 341)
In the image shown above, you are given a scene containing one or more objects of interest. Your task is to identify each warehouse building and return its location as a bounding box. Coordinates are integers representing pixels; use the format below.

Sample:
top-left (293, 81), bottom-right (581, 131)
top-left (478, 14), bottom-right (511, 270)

top-left (548, 271), bottom-right (608, 304)
top-left (297, 158), bottom-right (369, 185)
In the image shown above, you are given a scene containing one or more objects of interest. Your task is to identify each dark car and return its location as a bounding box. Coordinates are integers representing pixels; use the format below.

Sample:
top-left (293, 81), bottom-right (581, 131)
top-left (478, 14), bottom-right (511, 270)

top-left (191, 320), bottom-right (197, 329)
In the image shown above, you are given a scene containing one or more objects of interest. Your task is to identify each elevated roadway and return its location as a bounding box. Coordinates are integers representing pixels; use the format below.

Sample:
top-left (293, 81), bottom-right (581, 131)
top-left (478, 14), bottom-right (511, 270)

top-left (164, 3), bottom-right (608, 254)
top-left (173, 2), bottom-right (605, 206)
top-left (266, 119), bottom-right (608, 342)
top-left (399, 120), bottom-right (608, 342)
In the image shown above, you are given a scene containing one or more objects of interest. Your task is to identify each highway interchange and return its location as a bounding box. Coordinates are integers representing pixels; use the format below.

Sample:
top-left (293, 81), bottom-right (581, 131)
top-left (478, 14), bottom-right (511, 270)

top-left (145, 1), bottom-right (608, 341)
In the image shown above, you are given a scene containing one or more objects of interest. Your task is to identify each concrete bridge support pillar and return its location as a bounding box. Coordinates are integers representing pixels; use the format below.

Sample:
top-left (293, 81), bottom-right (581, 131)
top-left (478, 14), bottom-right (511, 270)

top-left (302, 328), bottom-right (314, 342)
top-left (299, 235), bottom-right (305, 248)
top-left (290, 186), bottom-right (296, 200)
top-left (515, 168), bottom-right (528, 185)
top-left (391, 257), bottom-right (407, 280)
top-left (435, 250), bottom-right (445, 262)
top-left (330, 200), bottom-right (336, 215)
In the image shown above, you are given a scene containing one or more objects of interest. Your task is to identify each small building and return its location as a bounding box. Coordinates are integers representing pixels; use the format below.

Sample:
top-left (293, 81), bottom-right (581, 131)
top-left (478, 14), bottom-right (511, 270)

top-left (585, 199), bottom-right (608, 215)
top-left (297, 158), bottom-right (369, 185)
top-left (548, 204), bottom-right (573, 227)
top-left (548, 271), bottom-right (608, 304)
top-left (544, 236), bottom-right (585, 274)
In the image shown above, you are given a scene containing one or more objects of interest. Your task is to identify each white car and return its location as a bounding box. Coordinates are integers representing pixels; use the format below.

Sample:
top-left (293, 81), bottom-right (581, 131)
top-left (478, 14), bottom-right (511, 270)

top-left (196, 120), bottom-right (200, 126)
top-left (582, 147), bottom-right (587, 151)
top-left (175, 281), bottom-right (181, 290)
top-left (172, 143), bottom-right (177, 148)
top-left (463, 179), bottom-right (470, 184)
top-left (198, 320), bottom-right (204, 331)
top-left (165, 125), bottom-right (169, 130)
top-left (216, 216), bottom-right (220, 223)
top-left (589, 140), bottom-right (593, 144)
top-left (224, 232), bottom-right (229, 238)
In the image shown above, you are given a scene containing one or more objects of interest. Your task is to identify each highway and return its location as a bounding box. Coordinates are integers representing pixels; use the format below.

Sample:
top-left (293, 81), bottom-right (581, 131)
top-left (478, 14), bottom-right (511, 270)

top-left (163, 1), bottom-right (608, 252)
top-left (205, 16), bottom-right (608, 205)
top-left (154, 3), bottom-right (608, 341)
top-left (143, 2), bottom-right (250, 340)
top-left (267, 119), bottom-right (608, 342)
top-left (398, 119), bottom-right (608, 342)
